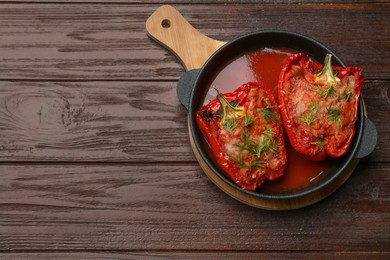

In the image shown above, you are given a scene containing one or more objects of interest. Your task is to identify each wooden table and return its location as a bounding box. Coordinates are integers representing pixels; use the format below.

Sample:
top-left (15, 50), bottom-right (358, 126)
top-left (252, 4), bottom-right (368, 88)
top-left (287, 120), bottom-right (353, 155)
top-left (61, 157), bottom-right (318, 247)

top-left (0, 1), bottom-right (389, 259)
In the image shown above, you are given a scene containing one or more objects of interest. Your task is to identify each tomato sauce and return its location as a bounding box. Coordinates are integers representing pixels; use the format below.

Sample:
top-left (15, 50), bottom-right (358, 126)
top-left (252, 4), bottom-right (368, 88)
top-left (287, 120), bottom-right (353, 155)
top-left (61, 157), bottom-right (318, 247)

top-left (205, 48), bottom-right (335, 194)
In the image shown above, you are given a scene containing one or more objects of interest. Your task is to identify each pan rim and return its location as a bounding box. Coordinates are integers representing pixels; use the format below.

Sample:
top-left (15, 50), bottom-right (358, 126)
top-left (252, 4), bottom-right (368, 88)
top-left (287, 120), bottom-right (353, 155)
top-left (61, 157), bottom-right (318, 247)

top-left (187, 30), bottom-right (364, 202)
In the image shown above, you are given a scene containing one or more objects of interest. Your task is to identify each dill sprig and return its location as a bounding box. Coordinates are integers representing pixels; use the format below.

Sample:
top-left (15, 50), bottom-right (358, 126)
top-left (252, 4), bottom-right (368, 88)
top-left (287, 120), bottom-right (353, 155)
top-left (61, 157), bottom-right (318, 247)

top-left (311, 140), bottom-right (324, 151)
top-left (249, 159), bottom-right (265, 169)
top-left (263, 137), bottom-right (278, 154)
top-left (310, 101), bottom-right (319, 113)
top-left (241, 128), bottom-right (251, 145)
top-left (230, 154), bottom-right (247, 168)
top-left (234, 127), bottom-right (278, 159)
top-left (326, 106), bottom-right (342, 127)
top-left (299, 101), bottom-right (319, 127)
top-left (233, 128), bottom-right (252, 151)
top-left (341, 92), bottom-right (352, 102)
top-left (326, 106), bottom-right (341, 121)
top-left (234, 128), bottom-right (253, 152)
top-left (263, 127), bottom-right (275, 138)
top-left (258, 106), bottom-right (276, 123)
top-left (299, 114), bottom-right (316, 127)
top-left (230, 154), bottom-right (265, 169)
top-left (320, 85), bottom-right (337, 99)
top-left (244, 115), bottom-right (254, 127)
top-left (223, 119), bottom-right (239, 132)
top-left (251, 144), bottom-right (263, 158)
top-left (256, 136), bottom-right (278, 156)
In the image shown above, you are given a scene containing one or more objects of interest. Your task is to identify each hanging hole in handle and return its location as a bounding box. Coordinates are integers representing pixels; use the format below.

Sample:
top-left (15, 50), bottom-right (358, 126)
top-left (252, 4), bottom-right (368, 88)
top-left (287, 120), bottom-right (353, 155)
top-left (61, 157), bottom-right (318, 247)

top-left (161, 19), bottom-right (171, 29)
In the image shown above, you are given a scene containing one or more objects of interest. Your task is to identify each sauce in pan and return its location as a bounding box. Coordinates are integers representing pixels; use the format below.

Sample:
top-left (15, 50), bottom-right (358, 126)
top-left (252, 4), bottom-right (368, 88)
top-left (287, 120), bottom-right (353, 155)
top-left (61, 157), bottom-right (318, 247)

top-left (205, 48), bottom-right (337, 193)
top-left (203, 48), bottom-right (292, 103)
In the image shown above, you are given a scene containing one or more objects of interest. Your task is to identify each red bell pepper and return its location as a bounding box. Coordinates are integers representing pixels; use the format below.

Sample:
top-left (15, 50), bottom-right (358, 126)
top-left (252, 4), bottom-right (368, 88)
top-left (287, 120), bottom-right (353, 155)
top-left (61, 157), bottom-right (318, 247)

top-left (278, 53), bottom-right (363, 161)
top-left (196, 82), bottom-right (287, 190)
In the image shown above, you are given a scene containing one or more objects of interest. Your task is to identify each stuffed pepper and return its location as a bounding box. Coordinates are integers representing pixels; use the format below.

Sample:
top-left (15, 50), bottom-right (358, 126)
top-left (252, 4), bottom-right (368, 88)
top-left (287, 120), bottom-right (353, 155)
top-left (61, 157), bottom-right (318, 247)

top-left (278, 53), bottom-right (363, 161)
top-left (196, 82), bottom-right (287, 190)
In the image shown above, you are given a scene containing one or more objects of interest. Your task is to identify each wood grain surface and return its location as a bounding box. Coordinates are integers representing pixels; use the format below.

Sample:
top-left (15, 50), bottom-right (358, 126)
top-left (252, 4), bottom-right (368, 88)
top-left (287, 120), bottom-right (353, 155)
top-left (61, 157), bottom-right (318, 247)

top-left (0, 164), bottom-right (388, 251)
top-left (0, 1), bottom-right (389, 258)
top-left (0, 4), bottom-right (389, 80)
top-left (0, 80), bottom-right (387, 162)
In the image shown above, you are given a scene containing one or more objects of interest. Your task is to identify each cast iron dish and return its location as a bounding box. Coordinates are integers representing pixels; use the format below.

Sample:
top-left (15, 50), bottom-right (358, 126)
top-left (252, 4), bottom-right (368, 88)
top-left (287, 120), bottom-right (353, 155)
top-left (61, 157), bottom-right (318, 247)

top-left (146, 5), bottom-right (377, 210)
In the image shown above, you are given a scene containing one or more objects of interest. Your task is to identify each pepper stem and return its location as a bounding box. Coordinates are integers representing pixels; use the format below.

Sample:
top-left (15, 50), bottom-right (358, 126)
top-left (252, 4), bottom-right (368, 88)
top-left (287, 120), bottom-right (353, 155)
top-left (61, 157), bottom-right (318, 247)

top-left (315, 54), bottom-right (341, 84)
top-left (217, 93), bottom-right (245, 125)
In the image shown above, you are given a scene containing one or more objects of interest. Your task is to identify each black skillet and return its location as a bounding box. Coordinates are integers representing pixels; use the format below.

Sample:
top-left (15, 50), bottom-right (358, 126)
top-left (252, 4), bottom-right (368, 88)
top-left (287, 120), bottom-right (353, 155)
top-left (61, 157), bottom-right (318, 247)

top-left (146, 5), bottom-right (377, 210)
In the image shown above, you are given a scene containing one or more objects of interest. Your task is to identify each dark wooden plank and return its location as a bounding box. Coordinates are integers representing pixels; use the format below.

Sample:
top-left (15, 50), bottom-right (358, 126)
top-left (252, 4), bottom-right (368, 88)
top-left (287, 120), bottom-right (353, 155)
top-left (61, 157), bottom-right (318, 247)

top-left (0, 163), bottom-right (388, 251)
top-left (1, 252), bottom-right (389, 259)
top-left (0, 4), bottom-right (388, 80)
top-left (0, 80), bottom-right (193, 162)
top-left (0, 1), bottom-right (387, 257)
top-left (360, 80), bottom-right (390, 163)
top-left (0, 80), bottom-right (387, 162)
top-left (1, 0), bottom-right (389, 3)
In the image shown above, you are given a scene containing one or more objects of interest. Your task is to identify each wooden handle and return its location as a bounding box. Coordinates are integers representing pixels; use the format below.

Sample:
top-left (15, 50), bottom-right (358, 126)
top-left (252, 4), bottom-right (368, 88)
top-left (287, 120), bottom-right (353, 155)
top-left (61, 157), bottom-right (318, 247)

top-left (146, 5), bottom-right (226, 71)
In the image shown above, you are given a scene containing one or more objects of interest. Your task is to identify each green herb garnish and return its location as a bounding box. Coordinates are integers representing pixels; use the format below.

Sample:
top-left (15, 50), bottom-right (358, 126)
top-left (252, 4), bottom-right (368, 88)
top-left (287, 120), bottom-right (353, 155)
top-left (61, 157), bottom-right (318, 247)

top-left (299, 114), bottom-right (316, 127)
top-left (234, 128), bottom-right (278, 159)
top-left (249, 159), bottom-right (265, 169)
top-left (320, 85), bottom-right (337, 99)
top-left (230, 154), bottom-right (247, 168)
top-left (326, 106), bottom-right (342, 127)
top-left (341, 92), bottom-right (352, 102)
top-left (263, 127), bottom-right (275, 138)
top-left (223, 119), bottom-right (239, 132)
top-left (233, 128), bottom-right (252, 151)
top-left (230, 154), bottom-right (265, 169)
top-left (326, 106), bottom-right (341, 121)
top-left (258, 106), bottom-right (276, 123)
top-left (311, 140), bottom-right (324, 151)
top-left (310, 101), bottom-right (319, 114)
top-left (244, 115), bottom-right (254, 127)
top-left (257, 136), bottom-right (278, 155)
top-left (299, 101), bottom-right (318, 127)
top-left (241, 128), bottom-right (251, 145)
top-left (265, 138), bottom-right (278, 154)
top-left (251, 144), bottom-right (263, 158)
